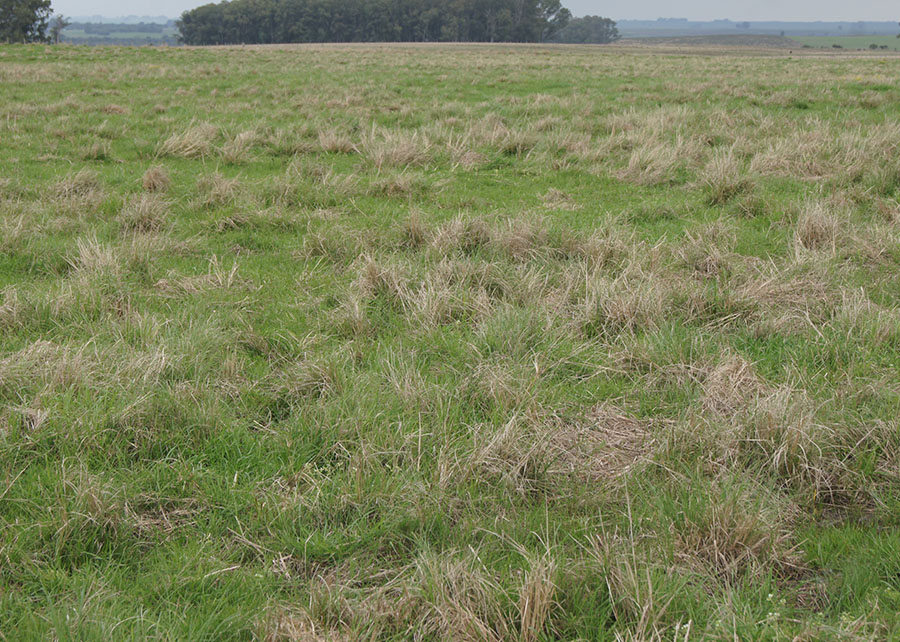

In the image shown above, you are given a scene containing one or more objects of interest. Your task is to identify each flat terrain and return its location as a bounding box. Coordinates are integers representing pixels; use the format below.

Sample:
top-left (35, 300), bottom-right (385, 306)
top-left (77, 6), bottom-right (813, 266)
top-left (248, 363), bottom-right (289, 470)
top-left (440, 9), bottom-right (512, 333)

top-left (61, 26), bottom-right (179, 46)
top-left (620, 34), bottom-right (801, 48)
top-left (2, 43), bottom-right (900, 640)
top-left (794, 35), bottom-right (900, 51)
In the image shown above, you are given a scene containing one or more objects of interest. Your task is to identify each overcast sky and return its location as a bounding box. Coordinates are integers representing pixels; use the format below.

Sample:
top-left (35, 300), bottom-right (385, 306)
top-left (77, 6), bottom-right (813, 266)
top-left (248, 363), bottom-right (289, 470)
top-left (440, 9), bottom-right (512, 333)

top-left (55, 0), bottom-right (900, 22)
top-left (570, 0), bottom-right (899, 21)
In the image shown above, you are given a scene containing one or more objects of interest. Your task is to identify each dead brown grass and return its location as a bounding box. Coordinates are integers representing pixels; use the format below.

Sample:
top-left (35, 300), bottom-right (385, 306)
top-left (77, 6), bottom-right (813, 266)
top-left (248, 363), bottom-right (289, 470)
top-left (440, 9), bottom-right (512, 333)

top-left (119, 194), bottom-right (169, 233)
top-left (674, 484), bottom-right (800, 580)
top-left (197, 172), bottom-right (241, 209)
top-left (794, 201), bottom-right (840, 253)
top-left (361, 128), bottom-right (431, 169)
top-left (141, 165), bottom-right (172, 192)
top-left (158, 122), bottom-right (218, 158)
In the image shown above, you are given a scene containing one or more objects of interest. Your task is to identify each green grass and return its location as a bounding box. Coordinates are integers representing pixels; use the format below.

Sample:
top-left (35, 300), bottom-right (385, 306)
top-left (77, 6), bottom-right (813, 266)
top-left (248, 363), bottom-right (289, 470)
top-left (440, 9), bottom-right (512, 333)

top-left (794, 35), bottom-right (900, 50)
top-left (2, 42), bottom-right (900, 640)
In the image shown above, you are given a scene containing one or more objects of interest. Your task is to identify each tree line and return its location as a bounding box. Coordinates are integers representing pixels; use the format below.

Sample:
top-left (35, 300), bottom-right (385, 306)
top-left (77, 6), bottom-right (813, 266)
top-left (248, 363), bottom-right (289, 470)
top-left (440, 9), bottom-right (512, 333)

top-left (552, 15), bottom-right (619, 44)
top-left (2, 0), bottom-right (620, 46)
top-left (176, 0), bottom-right (574, 45)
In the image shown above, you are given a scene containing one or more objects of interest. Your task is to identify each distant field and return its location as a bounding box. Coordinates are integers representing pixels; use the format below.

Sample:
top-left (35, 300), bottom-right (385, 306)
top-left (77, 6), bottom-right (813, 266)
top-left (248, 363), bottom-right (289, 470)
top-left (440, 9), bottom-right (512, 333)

top-left (3, 42), bottom-right (900, 640)
top-left (622, 34), bottom-right (798, 48)
top-left (61, 26), bottom-right (179, 45)
top-left (795, 35), bottom-right (900, 50)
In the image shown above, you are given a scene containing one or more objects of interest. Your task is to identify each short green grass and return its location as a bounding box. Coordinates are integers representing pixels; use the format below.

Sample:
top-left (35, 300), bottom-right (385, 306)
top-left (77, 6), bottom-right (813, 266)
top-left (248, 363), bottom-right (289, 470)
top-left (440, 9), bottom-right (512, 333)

top-left (2, 42), bottom-right (900, 640)
top-left (794, 35), bottom-right (900, 50)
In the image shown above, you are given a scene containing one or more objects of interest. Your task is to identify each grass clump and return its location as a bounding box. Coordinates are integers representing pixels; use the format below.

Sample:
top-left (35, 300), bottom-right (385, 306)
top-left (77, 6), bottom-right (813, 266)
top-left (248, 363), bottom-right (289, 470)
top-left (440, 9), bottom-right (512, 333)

top-left (118, 193), bottom-right (169, 233)
top-left (141, 165), bottom-right (171, 192)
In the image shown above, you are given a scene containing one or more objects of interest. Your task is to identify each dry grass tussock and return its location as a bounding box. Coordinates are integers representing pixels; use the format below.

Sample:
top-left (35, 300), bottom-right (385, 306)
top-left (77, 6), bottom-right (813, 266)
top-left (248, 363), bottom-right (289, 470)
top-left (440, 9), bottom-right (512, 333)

top-left (410, 553), bottom-right (514, 642)
top-left (0, 214), bottom-right (30, 253)
top-left (668, 221), bottom-right (736, 278)
top-left (80, 140), bottom-right (111, 161)
top-left (296, 226), bottom-right (368, 263)
top-left (540, 188), bottom-right (580, 211)
top-left (446, 134), bottom-right (486, 169)
top-left (699, 352), bottom-right (768, 418)
top-left (369, 171), bottom-right (427, 197)
top-left (700, 150), bottom-right (754, 205)
top-left (197, 172), bottom-right (241, 208)
top-left (141, 165), bottom-right (171, 192)
top-left (794, 200), bottom-right (841, 254)
top-left (673, 483), bottom-right (800, 580)
top-left (66, 236), bottom-right (121, 277)
top-left (617, 143), bottom-right (685, 186)
top-left (731, 260), bottom-right (836, 332)
top-left (463, 406), bottom-right (660, 496)
top-left (118, 193), bottom-right (169, 233)
top-left (317, 128), bottom-right (356, 154)
top-left (587, 532), bottom-right (675, 640)
top-left (559, 404), bottom-right (661, 482)
top-left (578, 264), bottom-right (675, 336)
top-left (0, 287), bottom-right (24, 330)
top-left (154, 255), bottom-right (245, 296)
top-left (259, 551), bottom-right (526, 642)
top-left (221, 130), bottom-right (258, 164)
top-left (741, 387), bottom-right (844, 498)
top-left (410, 214), bottom-right (631, 268)
top-left (360, 127), bottom-right (431, 169)
top-left (673, 352), bottom-right (871, 505)
top-left (258, 608), bottom-right (351, 642)
top-left (834, 288), bottom-right (900, 345)
top-left (270, 356), bottom-right (343, 404)
top-left (53, 168), bottom-right (106, 212)
top-left (0, 338), bottom-right (174, 396)
top-left (158, 121), bottom-right (218, 158)
top-left (0, 177), bottom-right (12, 200)
top-left (465, 114), bottom-right (536, 157)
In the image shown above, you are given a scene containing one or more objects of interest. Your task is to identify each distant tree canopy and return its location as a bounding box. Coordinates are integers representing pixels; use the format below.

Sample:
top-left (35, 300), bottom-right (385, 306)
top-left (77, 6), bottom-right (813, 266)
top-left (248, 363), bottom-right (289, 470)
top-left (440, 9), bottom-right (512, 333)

top-left (0, 0), bottom-right (52, 42)
top-left (177, 0), bottom-right (572, 45)
top-left (551, 15), bottom-right (619, 44)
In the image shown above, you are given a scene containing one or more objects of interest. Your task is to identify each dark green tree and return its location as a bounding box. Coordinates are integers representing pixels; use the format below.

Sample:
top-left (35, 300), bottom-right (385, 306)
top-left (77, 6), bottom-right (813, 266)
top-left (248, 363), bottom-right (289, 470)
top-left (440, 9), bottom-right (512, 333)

top-left (551, 15), bottom-right (618, 44)
top-left (537, 0), bottom-right (570, 41)
top-left (0, 0), bottom-right (52, 42)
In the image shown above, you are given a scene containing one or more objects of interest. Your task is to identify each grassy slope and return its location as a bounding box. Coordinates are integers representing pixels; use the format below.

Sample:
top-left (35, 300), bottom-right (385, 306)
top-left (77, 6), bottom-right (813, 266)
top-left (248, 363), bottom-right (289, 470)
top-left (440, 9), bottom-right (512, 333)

top-left (2, 43), bottom-right (900, 640)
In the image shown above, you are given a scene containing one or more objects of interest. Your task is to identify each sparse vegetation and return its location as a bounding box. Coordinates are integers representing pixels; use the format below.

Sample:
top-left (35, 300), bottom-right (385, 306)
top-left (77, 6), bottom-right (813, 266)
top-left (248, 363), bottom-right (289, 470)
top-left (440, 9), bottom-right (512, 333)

top-left (2, 42), bottom-right (900, 640)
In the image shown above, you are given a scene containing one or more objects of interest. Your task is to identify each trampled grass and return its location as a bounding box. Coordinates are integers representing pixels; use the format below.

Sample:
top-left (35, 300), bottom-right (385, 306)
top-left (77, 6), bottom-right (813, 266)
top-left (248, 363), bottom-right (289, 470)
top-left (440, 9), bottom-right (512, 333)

top-left (2, 42), bottom-right (900, 640)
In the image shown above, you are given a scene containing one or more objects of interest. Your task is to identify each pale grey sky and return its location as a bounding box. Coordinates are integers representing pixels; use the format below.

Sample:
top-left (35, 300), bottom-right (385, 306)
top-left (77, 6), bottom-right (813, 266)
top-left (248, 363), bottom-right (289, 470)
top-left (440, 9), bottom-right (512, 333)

top-left (54, 0), bottom-right (900, 22)
top-left (569, 0), bottom-right (900, 21)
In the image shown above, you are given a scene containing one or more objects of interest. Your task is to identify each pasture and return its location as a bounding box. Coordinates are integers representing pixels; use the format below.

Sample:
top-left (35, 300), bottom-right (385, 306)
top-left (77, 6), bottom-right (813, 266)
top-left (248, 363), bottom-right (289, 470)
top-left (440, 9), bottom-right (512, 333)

top-left (2, 42), bottom-right (900, 640)
top-left (794, 35), bottom-right (900, 51)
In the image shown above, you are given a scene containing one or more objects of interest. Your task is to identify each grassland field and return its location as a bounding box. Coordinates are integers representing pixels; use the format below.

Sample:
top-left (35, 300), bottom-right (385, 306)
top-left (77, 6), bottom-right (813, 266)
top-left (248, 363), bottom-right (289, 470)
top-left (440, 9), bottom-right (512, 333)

top-left (2, 42), bottom-right (900, 640)
top-left (793, 35), bottom-right (900, 51)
